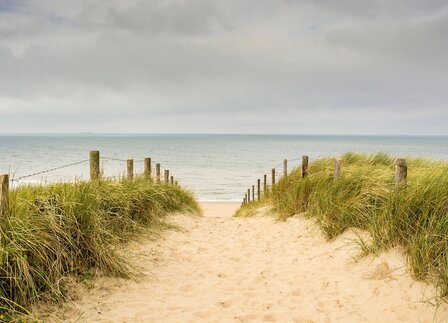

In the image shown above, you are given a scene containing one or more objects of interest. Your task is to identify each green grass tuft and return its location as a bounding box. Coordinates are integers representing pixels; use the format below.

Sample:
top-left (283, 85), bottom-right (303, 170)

top-left (239, 152), bottom-right (448, 298)
top-left (0, 176), bottom-right (200, 316)
top-left (234, 198), bottom-right (268, 217)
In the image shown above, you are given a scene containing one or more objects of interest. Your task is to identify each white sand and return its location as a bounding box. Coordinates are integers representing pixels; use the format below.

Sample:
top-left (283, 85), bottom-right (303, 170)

top-left (43, 202), bottom-right (447, 322)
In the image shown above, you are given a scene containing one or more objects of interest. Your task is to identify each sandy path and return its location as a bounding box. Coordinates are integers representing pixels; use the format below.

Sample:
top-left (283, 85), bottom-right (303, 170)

top-left (47, 202), bottom-right (447, 322)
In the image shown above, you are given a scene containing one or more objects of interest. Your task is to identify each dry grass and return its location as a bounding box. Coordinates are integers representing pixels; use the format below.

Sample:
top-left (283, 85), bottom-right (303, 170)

top-left (238, 152), bottom-right (448, 299)
top-left (0, 176), bottom-right (200, 319)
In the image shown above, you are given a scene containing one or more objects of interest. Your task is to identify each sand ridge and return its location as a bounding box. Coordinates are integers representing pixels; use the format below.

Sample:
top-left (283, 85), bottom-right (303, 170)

top-left (44, 202), bottom-right (447, 322)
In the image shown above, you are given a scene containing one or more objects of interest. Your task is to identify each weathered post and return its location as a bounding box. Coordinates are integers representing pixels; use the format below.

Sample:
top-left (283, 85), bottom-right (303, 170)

top-left (263, 174), bottom-right (267, 194)
top-left (164, 170), bottom-right (170, 183)
top-left (170, 176), bottom-right (174, 185)
top-left (395, 159), bottom-right (407, 186)
top-left (89, 150), bottom-right (100, 180)
top-left (302, 155), bottom-right (309, 178)
top-left (244, 194), bottom-right (247, 205)
top-left (252, 185), bottom-right (255, 201)
top-left (248, 189), bottom-right (251, 202)
top-left (127, 159), bottom-right (134, 180)
top-left (283, 159), bottom-right (288, 178)
top-left (271, 168), bottom-right (276, 187)
top-left (334, 158), bottom-right (342, 181)
top-left (257, 179), bottom-right (261, 200)
top-left (156, 163), bottom-right (161, 183)
top-left (0, 174), bottom-right (9, 217)
top-left (144, 157), bottom-right (151, 179)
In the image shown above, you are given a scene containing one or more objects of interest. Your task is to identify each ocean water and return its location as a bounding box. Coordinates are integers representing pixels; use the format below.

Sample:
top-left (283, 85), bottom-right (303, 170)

top-left (1, 134), bottom-right (448, 201)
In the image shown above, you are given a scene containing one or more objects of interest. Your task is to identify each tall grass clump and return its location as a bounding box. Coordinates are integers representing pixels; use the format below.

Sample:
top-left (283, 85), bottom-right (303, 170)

top-left (239, 152), bottom-right (448, 298)
top-left (234, 197), bottom-right (267, 218)
top-left (0, 176), bottom-right (199, 315)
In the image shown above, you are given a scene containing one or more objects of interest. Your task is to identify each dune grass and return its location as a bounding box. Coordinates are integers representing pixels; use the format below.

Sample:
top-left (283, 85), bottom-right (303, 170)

top-left (238, 152), bottom-right (448, 298)
top-left (0, 176), bottom-right (200, 317)
top-left (234, 198), bottom-right (267, 218)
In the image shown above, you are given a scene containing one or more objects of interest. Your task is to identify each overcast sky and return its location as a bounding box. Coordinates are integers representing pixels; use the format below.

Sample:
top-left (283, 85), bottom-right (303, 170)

top-left (0, 0), bottom-right (447, 134)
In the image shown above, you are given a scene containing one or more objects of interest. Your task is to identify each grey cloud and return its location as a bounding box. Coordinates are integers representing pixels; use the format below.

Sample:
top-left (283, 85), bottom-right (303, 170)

top-left (89, 0), bottom-right (228, 35)
top-left (304, 0), bottom-right (448, 19)
top-left (326, 12), bottom-right (448, 62)
top-left (0, 0), bottom-right (447, 134)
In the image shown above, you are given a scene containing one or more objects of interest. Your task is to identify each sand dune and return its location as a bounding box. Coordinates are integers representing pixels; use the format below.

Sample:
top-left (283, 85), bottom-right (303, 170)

top-left (42, 202), bottom-right (447, 322)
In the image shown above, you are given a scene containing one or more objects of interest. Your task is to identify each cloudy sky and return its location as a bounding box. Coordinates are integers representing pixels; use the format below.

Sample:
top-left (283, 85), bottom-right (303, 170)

top-left (0, 0), bottom-right (447, 134)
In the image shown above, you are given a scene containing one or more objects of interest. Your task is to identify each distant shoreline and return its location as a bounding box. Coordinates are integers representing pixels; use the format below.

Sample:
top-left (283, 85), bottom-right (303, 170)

top-left (1, 133), bottom-right (448, 137)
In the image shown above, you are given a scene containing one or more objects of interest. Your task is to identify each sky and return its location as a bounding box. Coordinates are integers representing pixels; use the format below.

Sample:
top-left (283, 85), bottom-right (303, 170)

top-left (0, 0), bottom-right (447, 135)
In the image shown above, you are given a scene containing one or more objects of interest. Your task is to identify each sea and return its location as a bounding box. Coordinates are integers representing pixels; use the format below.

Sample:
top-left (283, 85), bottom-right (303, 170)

top-left (1, 134), bottom-right (448, 201)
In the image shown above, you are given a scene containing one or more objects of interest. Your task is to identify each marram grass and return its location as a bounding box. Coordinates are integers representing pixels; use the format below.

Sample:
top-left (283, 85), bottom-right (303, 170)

top-left (0, 176), bottom-right (200, 317)
top-left (238, 152), bottom-right (448, 298)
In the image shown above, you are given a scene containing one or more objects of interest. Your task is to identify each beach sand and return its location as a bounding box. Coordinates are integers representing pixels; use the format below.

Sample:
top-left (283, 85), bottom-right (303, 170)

top-left (42, 202), bottom-right (447, 322)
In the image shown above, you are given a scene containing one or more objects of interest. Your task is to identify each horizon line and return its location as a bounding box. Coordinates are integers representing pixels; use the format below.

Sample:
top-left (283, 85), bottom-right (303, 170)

top-left (0, 132), bottom-right (448, 137)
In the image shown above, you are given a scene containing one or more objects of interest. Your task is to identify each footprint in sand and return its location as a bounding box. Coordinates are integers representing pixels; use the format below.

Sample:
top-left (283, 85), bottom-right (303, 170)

top-left (293, 318), bottom-right (315, 323)
top-left (192, 310), bottom-right (213, 319)
top-left (179, 284), bottom-right (196, 293)
top-left (234, 313), bottom-right (261, 322)
top-left (262, 313), bottom-right (279, 322)
top-left (250, 275), bottom-right (266, 286)
top-left (286, 289), bottom-right (300, 297)
top-left (217, 300), bottom-right (233, 308)
top-left (44, 204), bottom-right (448, 323)
top-left (217, 272), bottom-right (229, 278)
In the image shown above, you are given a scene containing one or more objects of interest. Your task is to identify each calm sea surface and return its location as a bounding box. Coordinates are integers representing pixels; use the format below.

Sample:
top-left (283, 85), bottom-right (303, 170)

top-left (1, 134), bottom-right (448, 201)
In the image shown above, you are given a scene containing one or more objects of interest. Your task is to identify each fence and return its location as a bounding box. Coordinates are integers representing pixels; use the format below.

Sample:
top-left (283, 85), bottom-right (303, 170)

top-left (0, 150), bottom-right (181, 216)
top-left (241, 155), bottom-right (408, 205)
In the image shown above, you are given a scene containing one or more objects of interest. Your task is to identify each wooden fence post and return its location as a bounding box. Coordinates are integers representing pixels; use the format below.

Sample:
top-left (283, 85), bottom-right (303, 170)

top-left (283, 159), bottom-right (288, 178)
top-left (248, 189), bottom-right (251, 202)
top-left (302, 155), bottom-right (309, 178)
top-left (0, 174), bottom-right (9, 217)
top-left (127, 159), bottom-right (134, 180)
top-left (89, 150), bottom-right (100, 180)
top-left (263, 174), bottom-right (267, 194)
top-left (271, 168), bottom-right (276, 187)
top-left (156, 163), bottom-right (161, 183)
top-left (144, 158), bottom-right (151, 179)
top-left (164, 170), bottom-right (170, 183)
top-left (252, 185), bottom-right (255, 201)
top-left (170, 176), bottom-right (174, 185)
top-left (396, 159), bottom-right (407, 186)
top-left (257, 179), bottom-right (261, 200)
top-left (334, 158), bottom-right (342, 181)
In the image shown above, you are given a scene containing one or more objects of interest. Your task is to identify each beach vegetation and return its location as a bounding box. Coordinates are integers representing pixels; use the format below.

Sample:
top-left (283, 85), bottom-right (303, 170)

top-left (238, 152), bottom-right (448, 298)
top-left (0, 176), bottom-right (200, 316)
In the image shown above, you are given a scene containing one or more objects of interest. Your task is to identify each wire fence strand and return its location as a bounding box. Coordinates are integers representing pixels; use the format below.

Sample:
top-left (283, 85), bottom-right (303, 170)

top-left (10, 159), bottom-right (89, 182)
top-left (100, 156), bottom-right (128, 162)
top-left (101, 156), bottom-right (146, 163)
top-left (8, 156), bottom-right (173, 184)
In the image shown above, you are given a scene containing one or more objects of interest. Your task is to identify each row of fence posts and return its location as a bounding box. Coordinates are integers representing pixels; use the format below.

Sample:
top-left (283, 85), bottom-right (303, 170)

top-left (90, 150), bottom-right (177, 185)
top-left (242, 156), bottom-right (408, 205)
top-left (0, 150), bottom-right (179, 217)
top-left (242, 155), bottom-right (309, 205)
